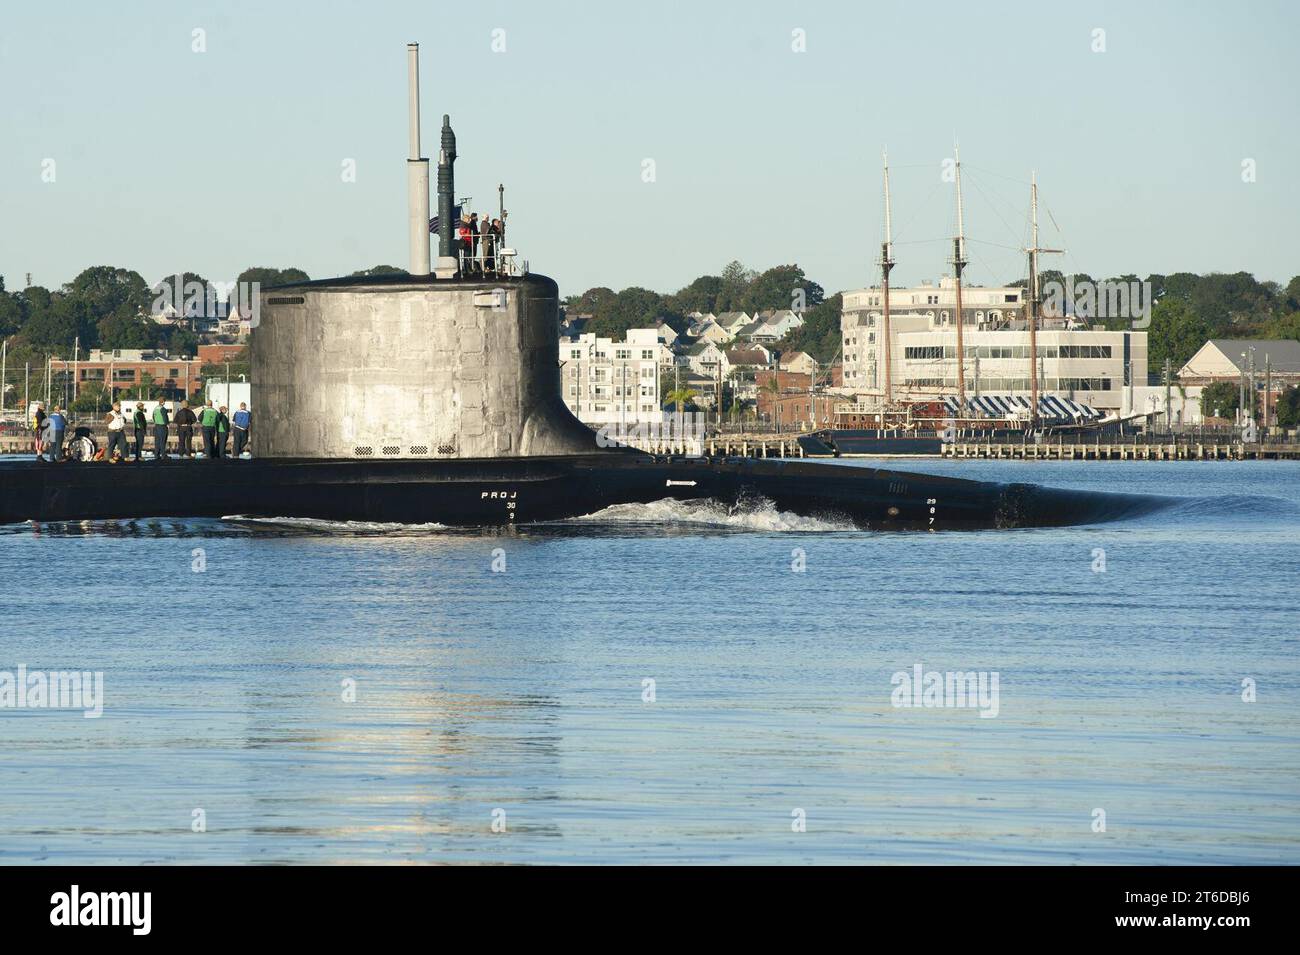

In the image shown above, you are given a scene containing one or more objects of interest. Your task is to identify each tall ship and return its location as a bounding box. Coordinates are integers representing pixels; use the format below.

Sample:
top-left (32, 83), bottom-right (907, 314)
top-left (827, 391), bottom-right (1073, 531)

top-left (0, 45), bottom-right (1165, 531)
top-left (800, 153), bottom-right (1144, 456)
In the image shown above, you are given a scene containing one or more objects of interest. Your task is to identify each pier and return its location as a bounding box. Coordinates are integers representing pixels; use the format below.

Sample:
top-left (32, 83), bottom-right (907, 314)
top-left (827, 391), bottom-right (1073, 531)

top-left (942, 439), bottom-right (1300, 461)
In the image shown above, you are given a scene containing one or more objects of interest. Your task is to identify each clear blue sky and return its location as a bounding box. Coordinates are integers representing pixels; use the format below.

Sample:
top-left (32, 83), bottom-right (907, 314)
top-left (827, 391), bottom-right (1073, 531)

top-left (2, 0), bottom-right (1296, 299)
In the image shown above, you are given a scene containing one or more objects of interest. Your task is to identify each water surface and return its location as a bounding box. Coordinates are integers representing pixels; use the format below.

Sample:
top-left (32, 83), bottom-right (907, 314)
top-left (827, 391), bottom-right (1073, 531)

top-left (1, 458), bottom-right (1297, 864)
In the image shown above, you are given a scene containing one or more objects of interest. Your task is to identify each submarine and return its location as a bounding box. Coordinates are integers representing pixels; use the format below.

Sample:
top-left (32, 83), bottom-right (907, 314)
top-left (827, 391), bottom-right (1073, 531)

top-left (0, 44), bottom-right (1166, 532)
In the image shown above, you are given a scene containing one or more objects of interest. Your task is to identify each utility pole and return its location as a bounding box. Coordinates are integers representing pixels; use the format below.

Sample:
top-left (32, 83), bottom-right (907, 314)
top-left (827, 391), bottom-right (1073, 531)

top-left (1248, 347), bottom-right (1256, 427)
top-left (879, 151), bottom-right (896, 410)
top-left (1024, 172), bottom-right (1063, 428)
top-left (73, 336), bottom-right (79, 402)
top-left (1163, 357), bottom-right (1171, 433)
top-left (1, 339), bottom-right (6, 414)
top-left (951, 144), bottom-right (968, 413)
top-left (1265, 353), bottom-right (1272, 430)
top-left (1238, 352), bottom-right (1246, 427)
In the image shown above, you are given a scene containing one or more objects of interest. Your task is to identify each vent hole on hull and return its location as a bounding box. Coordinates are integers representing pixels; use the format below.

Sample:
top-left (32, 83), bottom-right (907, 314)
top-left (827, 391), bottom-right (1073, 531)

top-left (382, 446), bottom-right (401, 456)
top-left (410, 445), bottom-right (429, 455)
top-left (354, 446), bottom-right (374, 456)
top-left (437, 444), bottom-right (456, 455)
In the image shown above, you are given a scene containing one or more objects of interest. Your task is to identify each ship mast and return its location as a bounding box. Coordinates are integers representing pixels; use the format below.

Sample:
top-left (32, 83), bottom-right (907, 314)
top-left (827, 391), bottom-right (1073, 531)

top-left (879, 151), bottom-right (896, 410)
top-left (950, 144), bottom-right (968, 413)
top-left (1024, 172), bottom-right (1062, 428)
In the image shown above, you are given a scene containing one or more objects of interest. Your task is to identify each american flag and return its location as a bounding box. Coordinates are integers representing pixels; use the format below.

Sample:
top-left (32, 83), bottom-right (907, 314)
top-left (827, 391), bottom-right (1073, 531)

top-left (428, 204), bottom-right (463, 233)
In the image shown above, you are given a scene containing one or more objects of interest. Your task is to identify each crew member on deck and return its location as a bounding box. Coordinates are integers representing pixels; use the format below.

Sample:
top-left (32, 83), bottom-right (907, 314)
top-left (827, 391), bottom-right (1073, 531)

top-left (32, 402), bottom-right (46, 457)
top-left (216, 405), bottom-right (230, 458)
top-left (458, 213), bottom-right (474, 272)
top-left (132, 402), bottom-right (148, 462)
top-left (105, 402), bottom-right (128, 463)
top-left (232, 402), bottom-right (251, 457)
top-left (44, 407), bottom-right (66, 463)
top-left (174, 401), bottom-right (196, 458)
top-left (152, 400), bottom-right (170, 462)
top-left (199, 400), bottom-right (220, 459)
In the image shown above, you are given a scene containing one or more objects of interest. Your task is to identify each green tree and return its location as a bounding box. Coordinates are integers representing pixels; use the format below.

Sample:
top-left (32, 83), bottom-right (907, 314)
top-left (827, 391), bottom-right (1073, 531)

top-left (21, 295), bottom-right (94, 351)
top-left (668, 274), bottom-right (722, 315)
top-left (1200, 380), bottom-right (1239, 420)
top-left (351, 265), bottom-right (408, 277)
top-left (0, 291), bottom-right (22, 338)
top-left (71, 381), bottom-right (111, 415)
top-left (777, 293), bottom-right (842, 364)
top-left (715, 260), bottom-right (755, 313)
top-left (1147, 298), bottom-right (1209, 374)
top-left (1275, 385), bottom-right (1300, 429)
top-left (97, 308), bottom-right (158, 349)
top-left (1261, 311), bottom-right (1300, 341)
top-left (739, 264), bottom-right (824, 313)
top-left (1283, 275), bottom-right (1300, 311)
top-left (236, 267), bottom-right (311, 290)
top-left (587, 287), bottom-right (683, 339)
top-left (664, 386), bottom-right (698, 414)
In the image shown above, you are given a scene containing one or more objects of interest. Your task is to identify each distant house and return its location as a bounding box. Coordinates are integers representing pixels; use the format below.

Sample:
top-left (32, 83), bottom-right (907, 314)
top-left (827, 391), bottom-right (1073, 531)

top-left (779, 350), bottom-right (816, 376)
top-left (653, 320), bottom-right (681, 348)
top-left (1178, 339), bottom-right (1300, 386)
top-left (677, 371), bottom-right (719, 407)
top-left (678, 340), bottom-right (730, 377)
top-left (725, 345), bottom-right (773, 368)
top-left (747, 309), bottom-right (805, 343)
top-left (560, 312), bottom-right (591, 338)
top-left (714, 311), bottom-right (752, 336)
top-left (691, 319), bottom-right (733, 346)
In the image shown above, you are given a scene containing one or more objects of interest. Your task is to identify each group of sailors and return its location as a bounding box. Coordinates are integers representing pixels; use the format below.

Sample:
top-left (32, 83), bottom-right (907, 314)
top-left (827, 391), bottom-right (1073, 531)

top-left (33, 399), bottom-right (251, 463)
top-left (458, 212), bottom-right (505, 276)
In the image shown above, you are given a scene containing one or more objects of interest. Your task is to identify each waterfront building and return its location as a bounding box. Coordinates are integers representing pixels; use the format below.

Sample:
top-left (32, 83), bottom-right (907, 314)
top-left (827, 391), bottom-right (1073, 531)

top-left (559, 328), bottom-right (665, 426)
top-left (1177, 339), bottom-right (1300, 387)
top-left (48, 349), bottom-right (204, 401)
top-left (840, 277), bottom-right (1145, 412)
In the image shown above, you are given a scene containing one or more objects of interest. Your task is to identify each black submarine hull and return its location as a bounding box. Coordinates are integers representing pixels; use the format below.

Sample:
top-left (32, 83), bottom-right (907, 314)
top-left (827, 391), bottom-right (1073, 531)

top-left (0, 453), bottom-right (1165, 530)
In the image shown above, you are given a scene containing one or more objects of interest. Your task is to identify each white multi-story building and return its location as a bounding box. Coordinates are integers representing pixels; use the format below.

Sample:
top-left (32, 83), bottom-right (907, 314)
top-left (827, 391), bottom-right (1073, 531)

top-left (841, 277), bottom-right (1147, 412)
top-left (559, 328), bottom-right (665, 426)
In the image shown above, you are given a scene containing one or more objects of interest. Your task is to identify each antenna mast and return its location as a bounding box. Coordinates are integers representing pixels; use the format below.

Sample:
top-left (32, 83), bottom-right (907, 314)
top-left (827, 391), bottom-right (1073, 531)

top-left (405, 43), bottom-right (431, 276)
top-left (950, 144), bottom-right (968, 413)
top-left (1024, 171), bottom-right (1063, 428)
top-left (879, 151), bottom-right (896, 410)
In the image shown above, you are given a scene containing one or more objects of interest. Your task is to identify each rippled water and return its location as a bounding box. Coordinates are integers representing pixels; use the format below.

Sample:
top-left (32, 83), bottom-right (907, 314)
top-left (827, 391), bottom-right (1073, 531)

top-left (1, 457), bottom-right (1297, 864)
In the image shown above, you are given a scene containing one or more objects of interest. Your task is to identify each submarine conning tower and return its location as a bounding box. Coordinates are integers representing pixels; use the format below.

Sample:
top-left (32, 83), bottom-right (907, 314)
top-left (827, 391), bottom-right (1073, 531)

top-left (250, 43), bottom-right (596, 461)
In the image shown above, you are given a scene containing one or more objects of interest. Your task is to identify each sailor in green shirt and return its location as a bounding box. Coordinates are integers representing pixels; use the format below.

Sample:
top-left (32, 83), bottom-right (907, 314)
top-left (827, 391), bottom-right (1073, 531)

top-left (151, 402), bottom-right (170, 462)
top-left (200, 401), bottom-right (221, 459)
